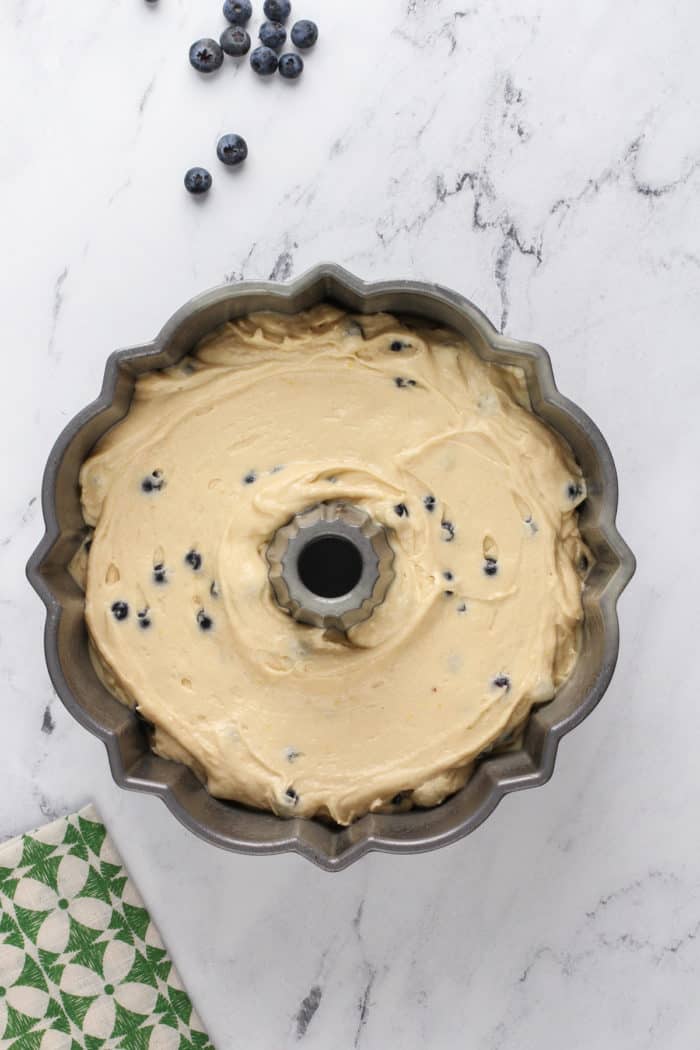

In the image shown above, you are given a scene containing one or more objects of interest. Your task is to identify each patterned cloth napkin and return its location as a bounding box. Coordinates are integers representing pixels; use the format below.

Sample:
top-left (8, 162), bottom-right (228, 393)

top-left (0, 805), bottom-right (214, 1049)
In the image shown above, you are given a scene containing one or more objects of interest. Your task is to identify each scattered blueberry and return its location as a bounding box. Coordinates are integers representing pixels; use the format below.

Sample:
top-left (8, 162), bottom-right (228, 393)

top-left (493, 675), bottom-right (511, 691)
top-left (196, 609), bottom-right (214, 631)
top-left (217, 133), bottom-right (248, 166)
top-left (394, 503), bottom-right (409, 518)
top-left (260, 20), bottom-right (287, 49)
top-left (484, 556), bottom-right (498, 576)
top-left (141, 470), bottom-right (165, 493)
top-left (250, 45), bottom-right (279, 75)
top-left (285, 747), bottom-right (301, 762)
top-left (284, 785), bottom-right (299, 804)
top-left (111, 601), bottom-right (129, 621)
top-left (223, 0), bottom-right (252, 24)
top-left (278, 52), bottom-right (303, 78)
top-left (137, 609), bottom-right (151, 629)
top-left (441, 520), bottom-right (455, 542)
top-left (220, 26), bottom-right (251, 56)
top-left (243, 470), bottom-right (257, 484)
top-left (525, 515), bottom-right (539, 534)
top-left (457, 602), bottom-right (467, 613)
top-left (390, 340), bottom-right (407, 352)
top-left (444, 589), bottom-right (454, 597)
top-left (263, 0), bottom-right (291, 21)
top-left (185, 549), bottom-right (202, 571)
top-left (291, 19), bottom-right (318, 48)
top-left (394, 376), bottom-right (417, 388)
top-left (443, 570), bottom-right (454, 581)
top-left (184, 167), bottom-right (212, 195)
top-left (189, 39), bottom-right (224, 73)
top-left (153, 564), bottom-right (167, 585)
top-left (567, 481), bottom-right (584, 500)
top-left (210, 580), bottom-right (220, 598)
top-left (424, 495), bottom-right (436, 512)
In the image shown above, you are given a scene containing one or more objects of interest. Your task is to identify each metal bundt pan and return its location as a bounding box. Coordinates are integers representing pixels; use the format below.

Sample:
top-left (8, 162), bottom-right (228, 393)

top-left (26, 265), bottom-right (635, 871)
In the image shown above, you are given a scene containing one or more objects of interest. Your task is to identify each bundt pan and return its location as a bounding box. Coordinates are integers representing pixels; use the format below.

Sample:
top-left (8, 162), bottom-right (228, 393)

top-left (26, 265), bottom-right (635, 871)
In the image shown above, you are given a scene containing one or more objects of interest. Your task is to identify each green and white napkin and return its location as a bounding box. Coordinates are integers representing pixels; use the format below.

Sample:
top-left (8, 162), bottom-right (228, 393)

top-left (0, 804), bottom-right (214, 1049)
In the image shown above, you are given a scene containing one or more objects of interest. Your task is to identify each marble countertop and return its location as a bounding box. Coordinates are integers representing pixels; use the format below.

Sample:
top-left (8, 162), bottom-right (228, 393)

top-left (2, 0), bottom-right (699, 1046)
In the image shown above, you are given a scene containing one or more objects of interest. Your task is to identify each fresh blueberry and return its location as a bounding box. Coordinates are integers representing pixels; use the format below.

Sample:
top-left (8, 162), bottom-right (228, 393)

top-left (153, 563), bottom-right (167, 585)
top-left (484, 556), bottom-right (498, 576)
top-left (250, 45), bottom-right (279, 75)
top-left (394, 503), bottom-right (409, 518)
top-left (137, 609), bottom-right (151, 629)
top-left (185, 549), bottom-right (202, 571)
top-left (210, 580), bottom-right (220, 598)
top-left (284, 786), bottom-right (299, 804)
top-left (493, 674), bottom-right (511, 691)
top-left (184, 167), bottom-right (212, 195)
top-left (392, 791), bottom-right (410, 805)
top-left (220, 26), bottom-right (251, 56)
top-left (111, 601), bottom-right (129, 621)
top-left (291, 19), bottom-right (318, 48)
top-left (457, 601), bottom-right (467, 613)
top-left (441, 520), bottom-right (455, 542)
top-left (423, 495), bottom-right (436, 512)
top-left (243, 470), bottom-right (257, 484)
top-left (217, 133), bottom-right (248, 166)
top-left (189, 39), bottom-right (224, 73)
top-left (444, 589), bottom-right (454, 597)
top-left (390, 340), bottom-right (407, 352)
top-left (443, 570), bottom-right (454, 581)
top-left (259, 20), bottom-right (287, 49)
top-left (394, 376), bottom-right (417, 388)
top-left (263, 0), bottom-right (291, 22)
top-left (141, 469), bottom-right (164, 493)
top-left (567, 481), bottom-right (584, 500)
top-left (278, 52), bottom-right (303, 78)
top-left (223, 0), bottom-right (252, 24)
top-left (197, 609), bottom-right (214, 631)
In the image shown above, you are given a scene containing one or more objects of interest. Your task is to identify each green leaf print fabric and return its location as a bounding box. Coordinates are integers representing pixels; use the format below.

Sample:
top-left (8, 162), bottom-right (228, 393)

top-left (0, 805), bottom-right (214, 1049)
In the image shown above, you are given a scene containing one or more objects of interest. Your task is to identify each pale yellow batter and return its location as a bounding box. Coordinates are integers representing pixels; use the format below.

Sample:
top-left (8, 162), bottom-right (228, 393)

top-left (76, 305), bottom-right (588, 825)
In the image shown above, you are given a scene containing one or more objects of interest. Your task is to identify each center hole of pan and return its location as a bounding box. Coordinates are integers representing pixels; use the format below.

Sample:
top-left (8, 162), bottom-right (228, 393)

top-left (297, 535), bottom-right (364, 599)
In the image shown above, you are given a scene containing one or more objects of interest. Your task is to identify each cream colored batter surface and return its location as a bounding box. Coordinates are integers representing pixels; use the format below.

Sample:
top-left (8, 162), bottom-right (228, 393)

top-left (78, 306), bottom-right (588, 825)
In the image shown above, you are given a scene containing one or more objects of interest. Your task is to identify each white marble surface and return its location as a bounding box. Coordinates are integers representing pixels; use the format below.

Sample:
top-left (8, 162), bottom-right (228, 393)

top-left (2, 0), bottom-right (699, 1046)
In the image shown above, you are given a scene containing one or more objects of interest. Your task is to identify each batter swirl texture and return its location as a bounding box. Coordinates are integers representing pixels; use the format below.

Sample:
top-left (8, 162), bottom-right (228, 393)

top-left (77, 306), bottom-right (588, 824)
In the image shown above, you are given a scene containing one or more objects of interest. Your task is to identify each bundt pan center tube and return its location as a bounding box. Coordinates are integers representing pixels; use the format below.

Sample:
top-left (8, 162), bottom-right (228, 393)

top-left (267, 501), bottom-right (395, 630)
top-left (26, 265), bottom-right (635, 871)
